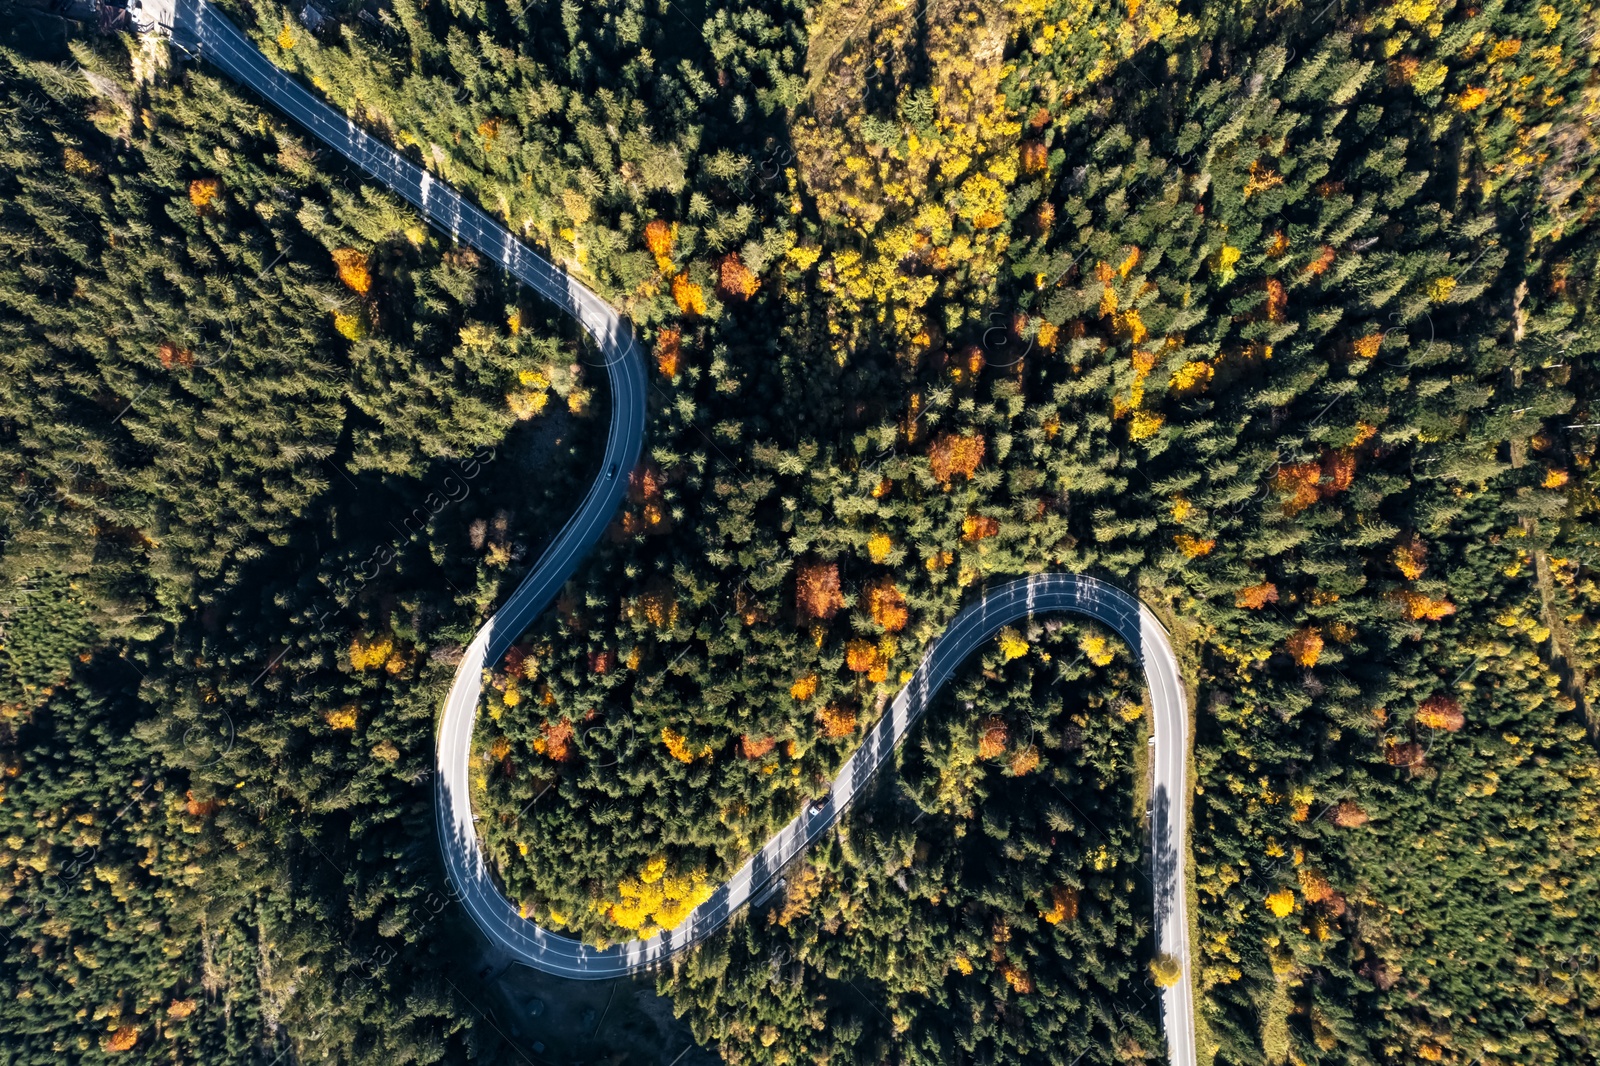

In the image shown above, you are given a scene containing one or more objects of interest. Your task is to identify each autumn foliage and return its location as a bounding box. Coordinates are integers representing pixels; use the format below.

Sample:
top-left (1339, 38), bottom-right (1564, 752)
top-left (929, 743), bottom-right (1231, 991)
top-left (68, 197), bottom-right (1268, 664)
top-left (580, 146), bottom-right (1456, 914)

top-left (1273, 448), bottom-right (1358, 515)
top-left (1297, 868), bottom-right (1335, 905)
top-left (635, 581), bottom-right (677, 628)
top-left (1304, 244), bottom-right (1337, 277)
top-left (184, 790), bottom-right (220, 817)
top-left (629, 463), bottom-right (665, 505)
top-left (1264, 278), bottom-right (1287, 321)
top-left (662, 726), bottom-right (711, 763)
top-left (717, 253), bottom-right (759, 300)
top-left (502, 646), bottom-right (533, 678)
top-left (1019, 140), bottom-right (1049, 174)
top-left (962, 514), bottom-right (1000, 541)
top-left (349, 632), bottom-right (399, 672)
top-left (655, 326), bottom-right (681, 377)
top-left (817, 704), bottom-right (857, 738)
top-left (1040, 885), bottom-right (1079, 924)
top-left (928, 432), bottom-right (986, 486)
top-left (618, 465), bottom-right (671, 537)
top-left (1235, 581), bottom-right (1279, 609)
top-left (977, 718), bottom-right (1009, 759)
top-left (1001, 962), bottom-right (1035, 993)
top-left (1392, 536), bottom-right (1428, 579)
top-left (842, 637), bottom-right (894, 682)
top-left (644, 219), bottom-right (674, 271)
top-left (158, 341), bottom-right (194, 370)
top-left (672, 274), bottom-right (705, 315)
top-left (105, 1027), bottom-right (139, 1053)
top-left (1330, 800), bottom-right (1369, 828)
top-left (1416, 694), bottom-right (1465, 732)
top-left (603, 857), bottom-right (713, 932)
top-left (1169, 360), bottom-right (1214, 393)
top-left (865, 577), bottom-right (909, 632)
top-left (330, 248), bottom-right (371, 294)
top-left (1322, 448), bottom-right (1356, 495)
top-left (188, 178), bottom-right (221, 213)
top-left (1287, 627), bottom-right (1324, 667)
top-left (1394, 590), bottom-right (1457, 622)
top-left (1273, 462), bottom-right (1324, 515)
top-left (541, 718), bottom-right (575, 762)
top-left (795, 561), bottom-right (846, 622)
top-left (325, 705), bottom-right (358, 730)
top-left (1150, 954), bottom-right (1183, 988)
top-left (739, 735), bottom-right (777, 759)
top-left (1009, 746), bottom-right (1041, 775)
top-left (1386, 739), bottom-right (1426, 769)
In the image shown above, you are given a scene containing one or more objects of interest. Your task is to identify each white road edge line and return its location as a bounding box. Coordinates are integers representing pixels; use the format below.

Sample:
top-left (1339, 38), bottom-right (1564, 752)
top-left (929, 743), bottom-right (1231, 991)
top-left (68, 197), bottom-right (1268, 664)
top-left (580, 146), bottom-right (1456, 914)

top-left (159, 4), bottom-right (1197, 1060)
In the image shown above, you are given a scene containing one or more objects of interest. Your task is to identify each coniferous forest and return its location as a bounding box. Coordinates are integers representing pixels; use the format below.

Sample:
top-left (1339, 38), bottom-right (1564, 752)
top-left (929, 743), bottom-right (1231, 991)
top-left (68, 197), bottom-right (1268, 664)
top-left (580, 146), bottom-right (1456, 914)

top-left (1, 0), bottom-right (1598, 1062)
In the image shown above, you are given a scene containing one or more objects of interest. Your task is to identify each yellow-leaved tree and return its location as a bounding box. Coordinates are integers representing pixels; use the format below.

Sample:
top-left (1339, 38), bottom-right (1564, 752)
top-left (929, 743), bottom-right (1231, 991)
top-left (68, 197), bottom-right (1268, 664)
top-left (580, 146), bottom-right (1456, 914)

top-left (600, 857), bottom-right (714, 935)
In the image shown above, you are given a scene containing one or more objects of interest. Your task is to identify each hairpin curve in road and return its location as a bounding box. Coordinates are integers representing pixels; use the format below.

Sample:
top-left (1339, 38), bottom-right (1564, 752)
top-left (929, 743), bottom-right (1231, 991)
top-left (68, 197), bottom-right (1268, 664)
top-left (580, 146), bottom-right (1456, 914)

top-left (155, 4), bottom-right (1196, 1060)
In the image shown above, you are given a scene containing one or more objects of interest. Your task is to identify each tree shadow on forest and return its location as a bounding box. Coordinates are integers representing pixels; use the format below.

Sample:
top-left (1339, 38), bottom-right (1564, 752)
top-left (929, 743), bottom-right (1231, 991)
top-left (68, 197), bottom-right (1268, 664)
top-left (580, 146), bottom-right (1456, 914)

top-left (434, 767), bottom-right (724, 1061)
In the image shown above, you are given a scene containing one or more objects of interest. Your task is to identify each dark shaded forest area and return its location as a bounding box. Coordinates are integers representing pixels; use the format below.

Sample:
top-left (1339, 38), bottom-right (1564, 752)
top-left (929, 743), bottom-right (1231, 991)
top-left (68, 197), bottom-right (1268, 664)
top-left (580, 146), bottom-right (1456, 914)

top-left (1, 0), bottom-right (1598, 1062)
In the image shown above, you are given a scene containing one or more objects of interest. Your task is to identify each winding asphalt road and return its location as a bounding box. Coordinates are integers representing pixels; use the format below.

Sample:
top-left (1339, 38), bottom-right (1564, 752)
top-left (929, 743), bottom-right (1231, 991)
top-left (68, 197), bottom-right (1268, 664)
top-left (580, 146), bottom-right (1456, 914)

top-left (159, 3), bottom-right (1195, 1060)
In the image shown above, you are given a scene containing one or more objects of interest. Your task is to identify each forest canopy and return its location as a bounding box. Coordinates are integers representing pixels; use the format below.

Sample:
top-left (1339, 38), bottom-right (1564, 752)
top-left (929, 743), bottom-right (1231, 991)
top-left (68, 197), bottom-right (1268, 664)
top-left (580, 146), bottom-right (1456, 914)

top-left (1, 0), bottom-right (1598, 1062)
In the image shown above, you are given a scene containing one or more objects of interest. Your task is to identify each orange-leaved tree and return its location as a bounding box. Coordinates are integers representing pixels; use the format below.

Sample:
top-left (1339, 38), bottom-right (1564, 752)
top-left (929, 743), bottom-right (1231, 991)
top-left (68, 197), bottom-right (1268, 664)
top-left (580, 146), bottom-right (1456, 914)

top-left (330, 248), bottom-right (371, 294)
top-left (717, 253), bottom-right (759, 300)
top-left (644, 219), bottom-right (674, 272)
top-left (865, 577), bottom-right (909, 632)
top-left (1416, 694), bottom-right (1465, 732)
top-left (796, 561), bottom-right (846, 622)
top-left (929, 433), bottom-right (986, 486)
